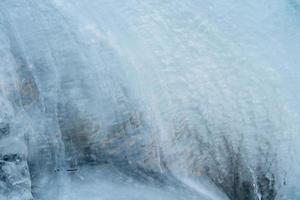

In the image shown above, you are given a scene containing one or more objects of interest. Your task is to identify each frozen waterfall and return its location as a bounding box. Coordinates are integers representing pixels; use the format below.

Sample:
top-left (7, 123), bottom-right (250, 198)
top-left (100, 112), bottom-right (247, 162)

top-left (1, 0), bottom-right (300, 200)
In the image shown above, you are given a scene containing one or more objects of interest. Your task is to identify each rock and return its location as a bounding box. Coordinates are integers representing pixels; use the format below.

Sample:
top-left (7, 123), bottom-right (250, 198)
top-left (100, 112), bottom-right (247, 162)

top-left (0, 123), bottom-right (9, 138)
top-left (0, 137), bottom-right (33, 200)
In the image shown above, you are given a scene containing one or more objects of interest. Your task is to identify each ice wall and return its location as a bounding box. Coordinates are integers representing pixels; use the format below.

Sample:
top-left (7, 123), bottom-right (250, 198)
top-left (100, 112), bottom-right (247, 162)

top-left (0, 0), bottom-right (300, 199)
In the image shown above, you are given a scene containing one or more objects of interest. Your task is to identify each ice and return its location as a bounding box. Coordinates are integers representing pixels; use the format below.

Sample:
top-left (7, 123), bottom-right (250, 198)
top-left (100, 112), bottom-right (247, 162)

top-left (33, 165), bottom-right (228, 200)
top-left (0, 0), bottom-right (300, 199)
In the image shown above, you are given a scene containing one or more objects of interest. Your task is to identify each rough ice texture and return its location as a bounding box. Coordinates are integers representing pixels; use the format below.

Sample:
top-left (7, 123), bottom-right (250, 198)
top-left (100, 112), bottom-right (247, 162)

top-left (0, 0), bottom-right (300, 200)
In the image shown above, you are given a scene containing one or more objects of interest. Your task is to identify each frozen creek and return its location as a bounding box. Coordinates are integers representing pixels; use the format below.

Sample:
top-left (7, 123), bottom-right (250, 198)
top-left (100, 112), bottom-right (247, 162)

top-left (1, 0), bottom-right (300, 200)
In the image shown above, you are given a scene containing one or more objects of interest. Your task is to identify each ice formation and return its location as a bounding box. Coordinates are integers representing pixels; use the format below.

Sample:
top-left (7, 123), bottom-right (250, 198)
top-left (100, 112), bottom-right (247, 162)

top-left (0, 0), bottom-right (300, 199)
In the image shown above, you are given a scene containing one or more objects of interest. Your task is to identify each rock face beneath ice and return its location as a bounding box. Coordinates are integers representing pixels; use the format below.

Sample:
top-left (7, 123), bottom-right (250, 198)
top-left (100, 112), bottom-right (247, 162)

top-left (1, 0), bottom-right (300, 200)
top-left (0, 101), bottom-right (32, 200)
